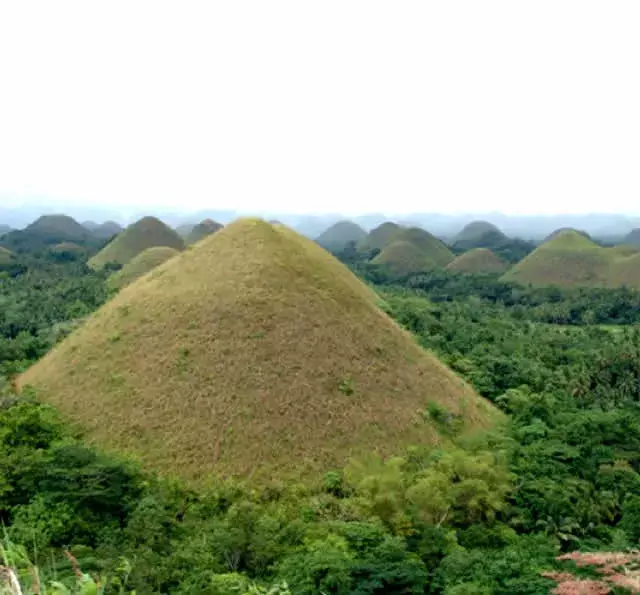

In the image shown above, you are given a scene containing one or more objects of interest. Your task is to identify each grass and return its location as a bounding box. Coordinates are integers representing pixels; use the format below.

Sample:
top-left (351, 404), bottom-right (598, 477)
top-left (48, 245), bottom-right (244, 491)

top-left (185, 219), bottom-right (223, 245)
top-left (107, 246), bottom-right (180, 290)
top-left (316, 220), bottom-right (367, 252)
top-left (88, 217), bottom-right (185, 269)
top-left (357, 221), bottom-right (402, 252)
top-left (502, 229), bottom-right (640, 289)
top-left (446, 248), bottom-right (509, 274)
top-left (21, 219), bottom-right (495, 484)
top-left (372, 241), bottom-right (440, 276)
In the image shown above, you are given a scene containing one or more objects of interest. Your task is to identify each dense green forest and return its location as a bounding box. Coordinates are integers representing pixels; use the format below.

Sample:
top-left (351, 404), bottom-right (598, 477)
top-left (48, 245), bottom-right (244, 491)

top-left (2, 250), bottom-right (640, 593)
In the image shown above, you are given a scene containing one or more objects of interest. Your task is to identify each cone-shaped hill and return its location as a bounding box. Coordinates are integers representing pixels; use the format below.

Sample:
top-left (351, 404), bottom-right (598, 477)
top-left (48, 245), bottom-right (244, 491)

top-left (372, 228), bottom-right (454, 276)
top-left (21, 219), bottom-right (495, 483)
top-left (358, 222), bottom-right (402, 253)
top-left (1, 215), bottom-right (100, 253)
top-left (89, 216), bottom-right (185, 269)
top-left (316, 220), bottom-right (367, 253)
top-left (455, 221), bottom-right (503, 243)
top-left (503, 230), bottom-right (640, 289)
top-left (543, 227), bottom-right (591, 243)
top-left (108, 246), bottom-right (181, 290)
top-left (92, 221), bottom-right (123, 239)
top-left (186, 219), bottom-right (223, 245)
top-left (447, 248), bottom-right (509, 274)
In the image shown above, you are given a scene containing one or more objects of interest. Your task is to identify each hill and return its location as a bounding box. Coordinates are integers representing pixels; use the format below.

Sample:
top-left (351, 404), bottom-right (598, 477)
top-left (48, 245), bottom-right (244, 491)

top-left (503, 230), bottom-right (640, 289)
top-left (446, 248), bottom-right (509, 274)
top-left (92, 221), bottom-right (123, 239)
top-left (186, 219), bottom-right (223, 245)
top-left (623, 228), bottom-right (640, 246)
top-left (0, 224), bottom-right (11, 236)
top-left (316, 220), bottom-right (367, 253)
top-left (1, 215), bottom-right (99, 254)
top-left (175, 223), bottom-right (196, 238)
top-left (108, 246), bottom-right (180, 290)
top-left (393, 227), bottom-right (454, 267)
top-left (543, 227), bottom-right (591, 243)
top-left (358, 222), bottom-right (402, 253)
top-left (372, 241), bottom-right (439, 276)
top-left (88, 216), bottom-right (184, 269)
top-left (454, 220), bottom-right (503, 243)
top-left (21, 219), bottom-right (494, 482)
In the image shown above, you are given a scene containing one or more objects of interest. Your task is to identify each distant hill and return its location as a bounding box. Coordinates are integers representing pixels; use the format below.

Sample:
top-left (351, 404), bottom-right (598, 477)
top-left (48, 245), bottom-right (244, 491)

top-left (543, 227), bottom-right (591, 243)
top-left (447, 248), bottom-right (509, 274)
top-left (0, 215), bottom-right (100, 254)
top-left (90, 221), bottom-right (123, 239)
top-left (108, 246), bottom-right (180, 290)
top-left (186, 219), bottom-right (223, 245)
top-left (503, 230), bottom-right (640, 289)
top-left (454, 221), bottom-right (504, 243)
top-left (393, 227), bottom-right (454, 266)
top-left (623, 229), bottom-right (640, 246)
top-left (316, 220), bottom-right (367, 253)
top-left (358, 222), bottom-right (403, 253)
top-left (21, 219), bottom-right (495, 482)
top-left (89, 216), bottom-right (185, 270)
top-left (175, 223), bottom-right (196, 238)
top-left (0, 224), bottom-right (11, 236)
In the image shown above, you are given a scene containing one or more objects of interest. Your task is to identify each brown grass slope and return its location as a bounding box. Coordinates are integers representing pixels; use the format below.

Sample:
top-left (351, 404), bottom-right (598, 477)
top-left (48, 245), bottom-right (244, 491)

top-left (21, 219), bottom-right (495, 483)
top-left (108, 246), bottom-right (180, 290)
top-left (186, 219), bottom-right (223, 245)
top-left (503, 230), bottom-right (640, 289)
top-left (89, 216), bottom-right (184, 269)
top-left (447, 248), bottom-right (509, 274)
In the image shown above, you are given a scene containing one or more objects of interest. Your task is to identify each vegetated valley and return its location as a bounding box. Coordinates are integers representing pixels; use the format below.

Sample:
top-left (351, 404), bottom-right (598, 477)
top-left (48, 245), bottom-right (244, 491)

top-left (1, 216), bottom-right (640, 594)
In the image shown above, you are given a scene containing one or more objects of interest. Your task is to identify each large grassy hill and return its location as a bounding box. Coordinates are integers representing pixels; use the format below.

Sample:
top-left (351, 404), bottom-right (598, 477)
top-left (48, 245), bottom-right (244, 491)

top-left (316, 220), bottom-right (367, 253)
top-left (447, 248), bottom-right (509, 274)
top-left (1, 215), bottom-right (100, 254)
top-left (186, 219), bottom-right (223, 245)
top-left (108, 246), bottom-right (180, 290)
top-left (21, 219), bottom-right (494, 483)
top-left (503, 230), bottom-right (640, 289)
top-left (89, 216), bottom-right (184, 269)
top-left (358, 221), bottom-right (402, 253)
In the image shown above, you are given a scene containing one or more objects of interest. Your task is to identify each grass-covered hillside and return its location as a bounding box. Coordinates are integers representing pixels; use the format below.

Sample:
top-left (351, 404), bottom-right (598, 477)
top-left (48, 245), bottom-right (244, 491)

top-left (316, 220), bottom-right (367, 253)
top-left (357, 221), bottom-right (402, 253)
top-left (88, 216), bottom-right (185, 269)
top-left (447, 248), bottom-right (509, 274)
top-left (21, 219), bottom-right (493, 482)
top-left (503, 229), bottom-right (640, 289)
top-left (108, 246), bottom-right (180, 290)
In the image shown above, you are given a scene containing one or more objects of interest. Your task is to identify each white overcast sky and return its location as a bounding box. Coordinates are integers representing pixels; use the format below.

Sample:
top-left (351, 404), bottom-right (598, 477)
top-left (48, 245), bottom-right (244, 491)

top-left (0, 1), bottom-right (639, 215)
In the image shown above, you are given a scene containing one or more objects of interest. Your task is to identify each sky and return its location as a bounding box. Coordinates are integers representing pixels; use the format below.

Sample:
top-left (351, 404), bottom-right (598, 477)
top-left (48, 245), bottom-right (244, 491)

top-left (0, 1), bottom-right (639, 216)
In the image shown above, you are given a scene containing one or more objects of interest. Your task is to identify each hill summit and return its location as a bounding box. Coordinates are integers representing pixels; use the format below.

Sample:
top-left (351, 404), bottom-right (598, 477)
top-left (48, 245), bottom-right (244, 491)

top-left (455, 221), bottom-right (503, 243)
top-left (316, 220), bottom-right (367, 253)
top-left (447, 248), bottom-right (509, 274)
top-left (21, 219), bottom-right (493, 482)
top-left (89, 216), bottom-right (184, 269)
top-left (186, 219), bottom-right (223, 245)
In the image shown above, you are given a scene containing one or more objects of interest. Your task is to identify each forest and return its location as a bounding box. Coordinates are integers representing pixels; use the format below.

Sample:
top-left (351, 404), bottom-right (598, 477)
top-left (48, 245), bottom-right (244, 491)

top-left (2, 248), bottom-right (640, 594)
